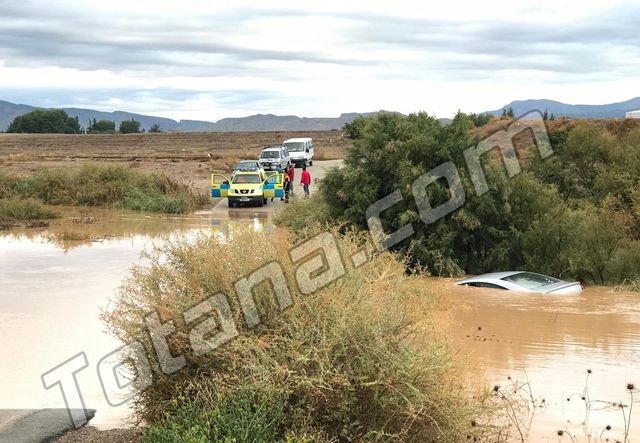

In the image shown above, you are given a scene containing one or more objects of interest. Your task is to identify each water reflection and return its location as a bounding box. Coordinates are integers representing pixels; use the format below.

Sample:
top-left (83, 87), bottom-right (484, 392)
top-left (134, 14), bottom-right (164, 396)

top-left (0, 206), bottom-right (275, 429)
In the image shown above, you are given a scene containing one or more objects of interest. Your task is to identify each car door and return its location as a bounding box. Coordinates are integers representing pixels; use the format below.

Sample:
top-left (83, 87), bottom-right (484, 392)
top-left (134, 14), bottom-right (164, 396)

top-left (211, 174), bottom-right (230, 198)
top-left (263, 172), bottom-right (284, 199)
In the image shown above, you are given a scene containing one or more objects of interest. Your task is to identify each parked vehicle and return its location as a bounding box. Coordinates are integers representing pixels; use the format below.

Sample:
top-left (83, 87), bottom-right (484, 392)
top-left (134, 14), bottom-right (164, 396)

top-left (211, 171), bottom-right (285, 207)
top-left (233, 160), bottom-right (263, 173)
top-left (455, 271), bottom-right (583, 295)
top-left (283, 137), bottom-right (313, 167)
top-left (259, 145), bottom-right (290, 171)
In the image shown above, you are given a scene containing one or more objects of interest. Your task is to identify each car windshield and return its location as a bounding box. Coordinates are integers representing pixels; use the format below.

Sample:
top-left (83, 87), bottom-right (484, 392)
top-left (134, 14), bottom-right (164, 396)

top-left (235, 161), bottom-right (257, 170)
top-left (260, 151), bottom-right (280, 159)
top-left (284, 142), bottom-right (304, 152)
top-left (501, 272), bottom-right (561, 289)
top-left (232, 174), bottom-right (261, 184)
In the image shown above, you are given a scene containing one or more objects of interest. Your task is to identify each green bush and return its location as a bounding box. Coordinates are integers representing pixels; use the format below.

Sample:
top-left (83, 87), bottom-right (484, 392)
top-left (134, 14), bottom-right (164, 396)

top-left (4, 165), bottom-right (207, 214)
top-left (0, 198), bottom-right (58, 220)
top-left (144, 383), bottom-right (288, 443)
top-left (274, 194), bottom-right (332, 236)
top-left (104, 228), bottom-right (478, 442)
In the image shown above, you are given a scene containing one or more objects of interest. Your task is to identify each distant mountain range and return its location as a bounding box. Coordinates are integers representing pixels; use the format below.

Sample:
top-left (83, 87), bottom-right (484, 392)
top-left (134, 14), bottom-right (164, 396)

top-left (486, 97), bottom-right (640, 119)
top-left (0, 100), bottom-right (386, 132)
top-left (2, 97), bottom-right (639, 133)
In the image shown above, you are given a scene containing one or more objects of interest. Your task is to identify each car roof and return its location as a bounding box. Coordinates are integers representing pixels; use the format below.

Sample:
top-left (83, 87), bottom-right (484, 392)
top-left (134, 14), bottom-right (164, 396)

top-left (283, 138), bottom-right (312, 143)
top-left (233, 170), bottom-right (261, 175)
top-left (456, 271), bottom-right (523, 284)
top-left (261, 146), bottom-right (282, 152)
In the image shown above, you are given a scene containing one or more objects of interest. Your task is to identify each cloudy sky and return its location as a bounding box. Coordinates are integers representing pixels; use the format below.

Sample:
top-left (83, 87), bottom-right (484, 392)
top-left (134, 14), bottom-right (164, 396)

top-left (1, 0), bottom-right (639, 121)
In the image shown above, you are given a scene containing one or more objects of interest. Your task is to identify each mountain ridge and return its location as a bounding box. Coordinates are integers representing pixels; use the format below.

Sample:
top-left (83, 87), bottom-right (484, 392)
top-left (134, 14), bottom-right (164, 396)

top-left (486, 97), bottom-right (640, 118)
top-left (2, 97), bottom-right (639, 132)
top-left (0, 100), bottom-right (388, 132)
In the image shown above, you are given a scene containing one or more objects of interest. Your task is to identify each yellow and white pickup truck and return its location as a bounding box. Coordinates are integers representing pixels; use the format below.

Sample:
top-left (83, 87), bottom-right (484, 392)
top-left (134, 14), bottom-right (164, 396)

top-left (211, 171), bottom-right (285, 207)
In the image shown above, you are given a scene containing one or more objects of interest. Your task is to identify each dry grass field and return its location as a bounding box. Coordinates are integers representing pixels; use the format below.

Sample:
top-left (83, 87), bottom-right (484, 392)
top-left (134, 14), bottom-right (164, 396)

top-left (0, 131), bottom-right (348, 191)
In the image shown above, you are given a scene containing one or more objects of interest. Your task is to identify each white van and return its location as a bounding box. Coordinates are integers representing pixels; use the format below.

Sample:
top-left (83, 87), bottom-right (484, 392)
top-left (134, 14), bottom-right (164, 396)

top-left (283, 138), bottom-right (314, 167)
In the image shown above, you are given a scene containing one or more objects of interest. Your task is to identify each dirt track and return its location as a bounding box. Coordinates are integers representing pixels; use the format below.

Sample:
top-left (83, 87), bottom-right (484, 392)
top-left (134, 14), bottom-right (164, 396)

top-left (0, 131), bottom-right (348, 191)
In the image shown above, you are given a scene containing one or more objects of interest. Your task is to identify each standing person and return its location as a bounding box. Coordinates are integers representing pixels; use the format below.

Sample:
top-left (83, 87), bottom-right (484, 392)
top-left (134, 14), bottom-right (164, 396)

top-left (300, 166), bottom-right (311, 197)
top-left (287, 164), bottom-right (295, 196)
top-left (281, 171), bottom-right (290, 202)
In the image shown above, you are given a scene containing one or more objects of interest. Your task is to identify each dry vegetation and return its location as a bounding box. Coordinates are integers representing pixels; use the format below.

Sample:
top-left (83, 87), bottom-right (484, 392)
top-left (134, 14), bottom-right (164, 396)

top-left (103, 227), bottom-right (487, 442)
top-left (0, 131), bottom-right (348, 191)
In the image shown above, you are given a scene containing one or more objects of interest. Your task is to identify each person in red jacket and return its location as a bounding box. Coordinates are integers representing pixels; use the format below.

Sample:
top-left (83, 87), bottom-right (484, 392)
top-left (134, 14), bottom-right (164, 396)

top-left (287, 164), bottom-right (295, 196)
top-left (300, 166), bottom-right (311, 197)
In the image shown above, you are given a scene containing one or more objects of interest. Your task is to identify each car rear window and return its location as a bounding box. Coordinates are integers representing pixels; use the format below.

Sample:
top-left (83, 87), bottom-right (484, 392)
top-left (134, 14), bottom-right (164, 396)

top-left (501, 272), bottom-right (560, 289)
top-left (260, 151), bottom-right (280, 159)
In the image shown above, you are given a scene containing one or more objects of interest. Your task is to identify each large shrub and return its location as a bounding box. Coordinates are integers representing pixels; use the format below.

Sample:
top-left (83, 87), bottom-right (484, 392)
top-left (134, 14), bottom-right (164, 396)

top-left (103, 228), bottom-right (479, 442)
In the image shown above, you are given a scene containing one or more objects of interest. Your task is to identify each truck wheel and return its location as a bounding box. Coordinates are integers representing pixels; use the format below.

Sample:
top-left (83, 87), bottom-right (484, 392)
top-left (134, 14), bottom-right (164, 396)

top-left (263, 198), bottom-right (268, 205)
top-left (258, 198), bottom-right (264, 207)
top-left (309, 158), bottom-right (313, 166)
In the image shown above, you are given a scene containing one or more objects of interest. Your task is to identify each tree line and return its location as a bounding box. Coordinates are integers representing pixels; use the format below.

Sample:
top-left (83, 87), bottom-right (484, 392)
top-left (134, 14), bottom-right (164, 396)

top-left (6, 109), bottom-right (162, 134)
top-left (311, 113), bottom-right (640, 285)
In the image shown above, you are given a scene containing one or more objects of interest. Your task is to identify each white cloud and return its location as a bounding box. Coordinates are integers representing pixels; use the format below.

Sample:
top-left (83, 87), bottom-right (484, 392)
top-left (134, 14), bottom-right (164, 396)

top-left (0, 0), bottom-right (639, 120)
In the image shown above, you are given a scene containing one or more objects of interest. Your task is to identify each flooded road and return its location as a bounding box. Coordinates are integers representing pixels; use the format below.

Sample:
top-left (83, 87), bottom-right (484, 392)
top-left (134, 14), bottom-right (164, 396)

top-left (0, 208), bottom-right (274, 429)
top-left (432, 279), bottom-right (640, 441)
top-left (1, 192), bottom-right (639, 440)
top-left (0, 160), bottom-right (336, 430)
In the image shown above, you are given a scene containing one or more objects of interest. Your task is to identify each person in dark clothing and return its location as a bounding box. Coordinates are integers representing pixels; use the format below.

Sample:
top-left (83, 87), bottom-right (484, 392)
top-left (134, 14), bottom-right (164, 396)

top-left (282, 171), bottom-right (290, 202)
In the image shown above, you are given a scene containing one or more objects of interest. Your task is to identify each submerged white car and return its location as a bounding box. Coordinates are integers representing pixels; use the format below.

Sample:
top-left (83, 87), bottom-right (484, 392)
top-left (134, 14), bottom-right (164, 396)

top-left (456, 271), bottom-right (583, 295)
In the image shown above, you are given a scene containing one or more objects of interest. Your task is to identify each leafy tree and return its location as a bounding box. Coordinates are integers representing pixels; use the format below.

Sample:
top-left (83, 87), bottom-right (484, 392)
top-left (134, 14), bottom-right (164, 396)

top-left (119, 118), bottom-right (141, 134)
top-left (7, 109), bottom-right (80, 134)
top-left (315, 113), bottom-right (640, 284)
top-left (469, 112), bottom-right (492, 127)
top-left (321, 112), bottom-right (526, 275)
top-left (149, 123), bottom-right (162, 133)
top-left (90, 120), bottom-right (116, 133)
top-left (549, 113), bottom-right (556, 121)
top-left (543, 109), bottom-right (549, 121)
top-left (342, 116), bottom-right (369, 140)
top-left (507, 107), bottom-right (515, 118)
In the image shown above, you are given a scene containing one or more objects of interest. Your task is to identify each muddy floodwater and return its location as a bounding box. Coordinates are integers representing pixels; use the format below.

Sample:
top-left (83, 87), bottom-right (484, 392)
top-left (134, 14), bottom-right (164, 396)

top-left (0, 207), bottom-right (273, 429)
top-left (431, 279), bottom-right (640, 441)
top-left (1, 208), bottom-right (639, 441)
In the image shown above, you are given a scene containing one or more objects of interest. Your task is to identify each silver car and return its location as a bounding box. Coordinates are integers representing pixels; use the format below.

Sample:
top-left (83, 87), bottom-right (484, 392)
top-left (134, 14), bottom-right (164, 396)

top-left (456, 271), bottom-right (583, 295)
top-left (259, 146), bottom-right (290, 171)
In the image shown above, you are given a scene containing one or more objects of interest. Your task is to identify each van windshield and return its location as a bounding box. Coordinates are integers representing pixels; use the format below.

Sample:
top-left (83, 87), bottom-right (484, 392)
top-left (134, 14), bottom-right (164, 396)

top-left (284, 142), bottom-right (305, 152)
top-left (260, 151), bottom-right (280, 159)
